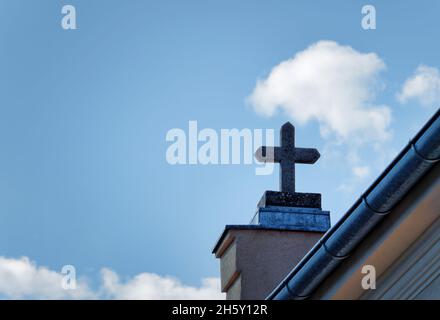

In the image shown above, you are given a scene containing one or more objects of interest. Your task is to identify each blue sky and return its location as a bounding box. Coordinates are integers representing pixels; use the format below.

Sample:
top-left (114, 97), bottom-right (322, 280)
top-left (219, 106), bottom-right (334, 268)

top-left (0, 0), bottom-right (439, 298)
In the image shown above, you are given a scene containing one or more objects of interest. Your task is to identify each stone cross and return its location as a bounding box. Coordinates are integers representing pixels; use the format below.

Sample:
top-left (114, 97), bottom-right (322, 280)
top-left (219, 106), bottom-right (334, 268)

top-left (255, 122), bottom-right (320, 194)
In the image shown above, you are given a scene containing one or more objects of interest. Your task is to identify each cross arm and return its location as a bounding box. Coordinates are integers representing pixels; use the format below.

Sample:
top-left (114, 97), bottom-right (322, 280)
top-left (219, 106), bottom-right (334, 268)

top-left (255, 146), bottom-right (282, 163)
top-left (295, 148), bottom-right (320, 164)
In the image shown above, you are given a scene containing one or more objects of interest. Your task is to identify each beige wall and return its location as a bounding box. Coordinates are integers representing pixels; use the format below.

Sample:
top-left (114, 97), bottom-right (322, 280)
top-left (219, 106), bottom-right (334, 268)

top-left (216, 229), bottom-right (323, 300)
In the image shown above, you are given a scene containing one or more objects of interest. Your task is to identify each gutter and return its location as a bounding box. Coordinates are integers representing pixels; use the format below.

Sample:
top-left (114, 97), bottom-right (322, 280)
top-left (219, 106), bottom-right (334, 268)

top-left (267, 108), bottom-right (440, 300)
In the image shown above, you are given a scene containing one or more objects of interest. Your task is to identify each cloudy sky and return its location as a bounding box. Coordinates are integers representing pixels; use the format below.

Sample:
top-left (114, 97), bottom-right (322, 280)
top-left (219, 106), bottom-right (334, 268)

top-left (0, 1), bottom-right (439, 299)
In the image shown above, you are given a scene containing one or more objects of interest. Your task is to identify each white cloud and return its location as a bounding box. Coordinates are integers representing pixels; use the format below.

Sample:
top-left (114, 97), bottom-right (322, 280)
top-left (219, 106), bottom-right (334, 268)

top-left (100, 268), bottom-right (223, 300)
top-left (0, 256), bottom-right (224, 300)
top-left (352, 165), bottom-right (370, 179)
top-left (248, 40), bottom-right (392, 144)
top-left (0, 256), bottom-right (95, 299)
top-left (397, 65), bottom-right (440, 107)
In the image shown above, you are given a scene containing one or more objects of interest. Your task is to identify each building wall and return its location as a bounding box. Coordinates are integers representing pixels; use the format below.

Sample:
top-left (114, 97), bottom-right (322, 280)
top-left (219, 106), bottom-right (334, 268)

top-left (217, 229), bottom-right (324, 300)
top-left (362, 217), bottom-right (440, 300)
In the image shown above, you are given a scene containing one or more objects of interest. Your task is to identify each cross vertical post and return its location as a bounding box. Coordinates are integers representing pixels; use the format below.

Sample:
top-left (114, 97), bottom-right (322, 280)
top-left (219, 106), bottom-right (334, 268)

top-left (280, 122), bottom-right (296, 193)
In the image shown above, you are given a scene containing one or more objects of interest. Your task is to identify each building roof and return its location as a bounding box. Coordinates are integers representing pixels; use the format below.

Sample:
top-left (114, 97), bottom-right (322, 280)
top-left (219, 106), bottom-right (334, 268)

top-left (267, 108), bottom-right (440, 300)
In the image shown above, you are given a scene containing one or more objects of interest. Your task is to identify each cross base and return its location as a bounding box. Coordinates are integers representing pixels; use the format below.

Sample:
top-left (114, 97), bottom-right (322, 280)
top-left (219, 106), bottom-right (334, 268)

top-left (257, 191), bottom-right (322, 209)
top-left (251, 206), bottom-right (330, 232)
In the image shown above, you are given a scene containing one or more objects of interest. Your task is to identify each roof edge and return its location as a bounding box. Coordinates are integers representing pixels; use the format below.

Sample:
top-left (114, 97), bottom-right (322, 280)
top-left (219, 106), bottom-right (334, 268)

top-left (267, 108), bottom-right (440, 300)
